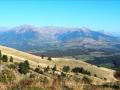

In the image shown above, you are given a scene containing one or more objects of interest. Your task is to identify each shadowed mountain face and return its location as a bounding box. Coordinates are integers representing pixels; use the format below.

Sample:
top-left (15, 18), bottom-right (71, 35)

top-left (0, 25), bottom-right (119, 54)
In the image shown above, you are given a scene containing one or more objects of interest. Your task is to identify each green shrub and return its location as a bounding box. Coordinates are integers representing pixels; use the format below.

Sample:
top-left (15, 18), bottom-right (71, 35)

top-left (18, 60), bottom-right (30, 74)
top-left (52, 65), bottom-right (57, 74)
top-left (9, 56), bottom-right (13, 62)
top-left (94, 74), bottom-right (97, 77)
top-left (7, 64), bottom-right (16, 69)
top-left (71, 67), bottom-right (91, 76)
top-left (41, 55), bottom-right (44, 59)
top-left (2, 54), bottom-right (8, 62)
top-left (44, 65), bottom-right (50, 72)
top-left (62, 65), bottom-right (70, 73)
top-left (82, 76), bottom-right (92, 84)
top-left (0, 69), bottom-right (16, 83)
top-left (34, 67), bottom-right (44, 74)
top-left (48, 57), bottom-right (52, 60)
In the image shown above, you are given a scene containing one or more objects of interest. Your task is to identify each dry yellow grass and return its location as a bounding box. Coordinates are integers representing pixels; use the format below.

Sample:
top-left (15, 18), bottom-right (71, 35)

top-left (0, 45), bottom-right (54, 67)
top-left (0, 45), bottom-right (117, 84)
top-left (53, 58), bottom-right (116, 82)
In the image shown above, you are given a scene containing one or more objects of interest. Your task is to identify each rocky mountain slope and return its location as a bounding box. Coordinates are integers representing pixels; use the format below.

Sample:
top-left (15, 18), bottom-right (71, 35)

top-left (0, 25), bottom-right (119, 52)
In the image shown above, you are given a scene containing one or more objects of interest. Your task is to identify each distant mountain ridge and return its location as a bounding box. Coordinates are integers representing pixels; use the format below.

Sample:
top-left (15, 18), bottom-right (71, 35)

top-left (0, 25), bottom-right (119, 53)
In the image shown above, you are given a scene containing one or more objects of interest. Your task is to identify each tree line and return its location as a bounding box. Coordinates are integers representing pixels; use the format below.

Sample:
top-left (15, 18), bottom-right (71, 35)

top-left (0, 50), bottom-right (13, 62)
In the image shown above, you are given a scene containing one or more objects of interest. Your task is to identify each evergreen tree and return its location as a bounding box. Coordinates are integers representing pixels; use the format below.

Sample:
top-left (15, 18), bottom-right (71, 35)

top-left (24, 60), bottom-right (30, 69)
top-left (2, 55), bottom-right (8, 62)
top-left (18, 60), bottom-right (30, 74)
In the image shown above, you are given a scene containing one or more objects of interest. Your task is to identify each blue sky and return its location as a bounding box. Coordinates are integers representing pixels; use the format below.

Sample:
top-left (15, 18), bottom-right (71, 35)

top-left (0, 0), bottom-right (120, 34)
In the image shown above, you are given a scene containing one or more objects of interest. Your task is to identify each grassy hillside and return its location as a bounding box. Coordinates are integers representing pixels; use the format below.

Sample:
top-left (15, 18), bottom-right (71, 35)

top-left (0, 45), bottom-right (119, 90)
top-left (0, 45), bottom-right (116, 81)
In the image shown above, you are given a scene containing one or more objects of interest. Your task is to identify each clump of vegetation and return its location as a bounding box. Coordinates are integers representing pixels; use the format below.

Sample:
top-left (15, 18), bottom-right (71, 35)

top-left (44, 65), bottom-right (50, 72)
top-left (7, 64), bottom-right (16, 69)
top-left (2, 54), bottom-right (8, 62)
top-left (52, 65), bottom-right (57, 74)
top-left (22, 87), bottom-right (46, 90)
top-left (82, 76), bottom-right (92, 84)
top-left (94, 74), bottom-right (97, 77)
top-left (18, 60), bottom-right (30, 74)
top-left (0, 50), bottom-right (14, 63)
top-left (73, 76), bottom-right (81, 83)
top-left (0, 68), bottom-right (16, 83)
top-left (102, 81), bottom-right (120, 89)
top-left (13, 78), bottom-right (35, 90)
top-left (48, 57), bottom-right (52, 60)
top-left (114, 68), bottom-right (120, 79)
top-left (34, 67), bottom-right (44, 74)
top-left (71, 67), bottom-right (91, 76)
top-left (9, 56), bottom-right (13, 62)
top-left (61, 72), bottom-right (66, 77)
top-left (62, 65), bottom-right (70, 73)
top-left (41, 55), bottom-right (45, 59)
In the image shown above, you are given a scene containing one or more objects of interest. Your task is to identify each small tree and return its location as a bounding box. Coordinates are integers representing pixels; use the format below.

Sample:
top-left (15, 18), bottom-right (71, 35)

top-left (44, 65), bottom-right (50, 72)
top-left (24, 60), bottom-right (30, 69)
top-left (41, 55), bottom-right (44, 59)
top-left (62, 65), bottom-right (70, 73)
top-left (94, 74), bottom-right (97, 77)
top-left (71, 67), bottom-right (91, 76)
top-left (71, 67), bottom-right (82, 74)
top-left (34, 66), bottom-right (44, 74)
top-left (2, 55), bottom-right (8, 62)
top-left (46, 65), bottom-right (50, 70)
top-left (18, 60), bottom-right (30, 74)
top-left (48, 57), bottom-right (52, 60)
top-left (9, 56), bottom-right (13, 62)
top-left (52, 65), bottom-right (57, 74)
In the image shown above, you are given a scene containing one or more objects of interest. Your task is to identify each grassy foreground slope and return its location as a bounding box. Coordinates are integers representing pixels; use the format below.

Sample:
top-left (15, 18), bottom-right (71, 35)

top-left (0, 45), bottom-right (116, 82)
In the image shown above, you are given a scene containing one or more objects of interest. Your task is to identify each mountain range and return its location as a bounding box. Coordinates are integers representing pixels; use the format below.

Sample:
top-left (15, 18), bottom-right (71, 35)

top-left (0, 25), bottom-right (120, 56)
